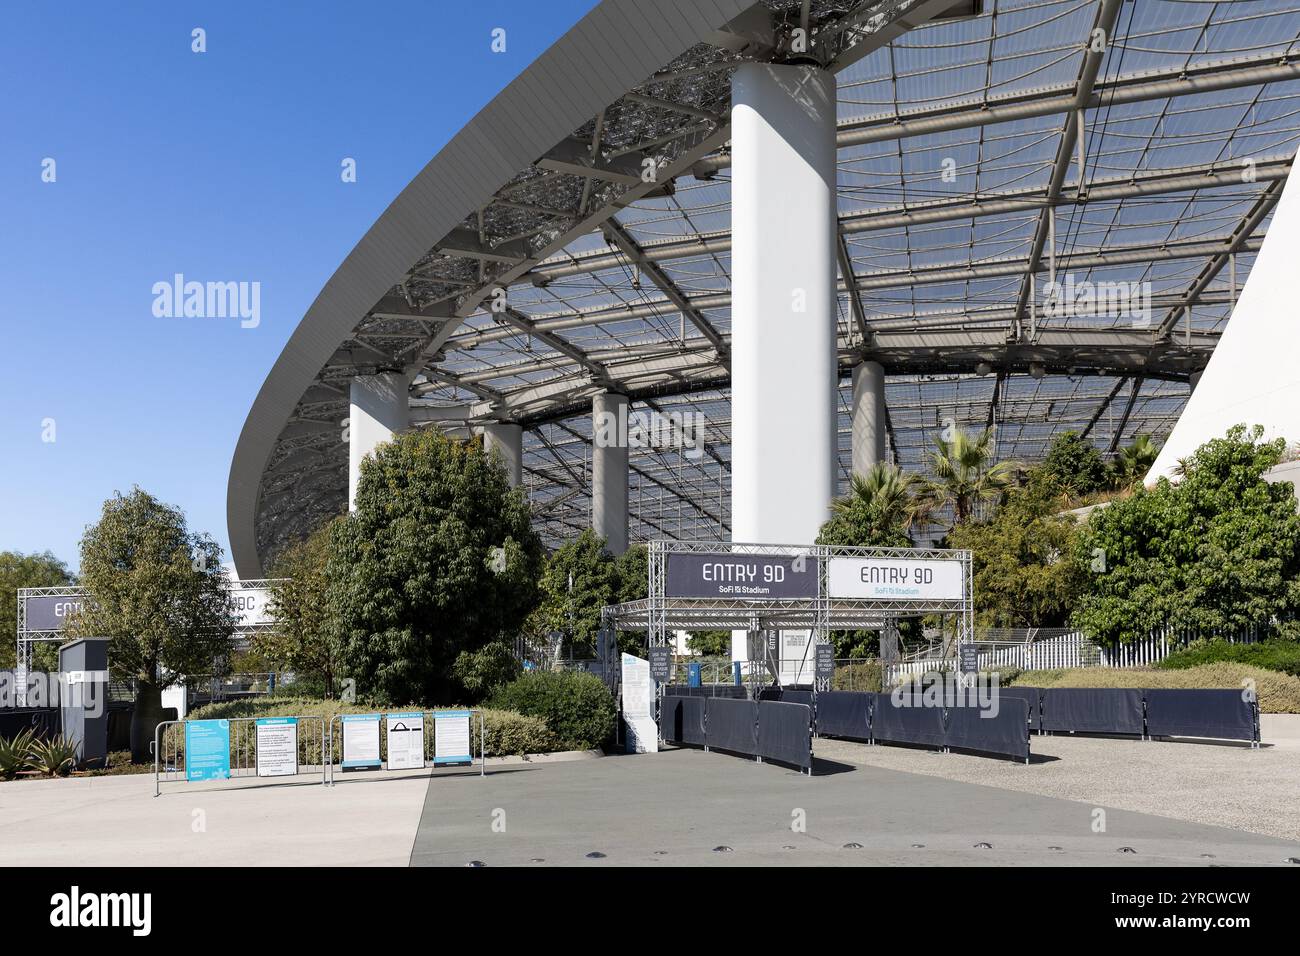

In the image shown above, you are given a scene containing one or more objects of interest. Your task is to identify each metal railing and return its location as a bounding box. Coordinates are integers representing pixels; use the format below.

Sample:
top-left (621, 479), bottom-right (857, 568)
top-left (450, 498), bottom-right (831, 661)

top-left (153, 715), bottom-right (328, 796)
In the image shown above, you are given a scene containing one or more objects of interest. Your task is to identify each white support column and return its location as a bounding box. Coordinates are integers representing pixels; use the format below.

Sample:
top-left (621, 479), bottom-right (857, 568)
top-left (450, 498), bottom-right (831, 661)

top-left (592, 392), bottom-right (629, 555)
top-left (348, 372), bottom-right (408, 510)
top-left (482, 422), bottom-right (523, 488)
top-left (730, 62), bottom-right (838, 664)
top-left (851, 360), bottom-right (887, 475)
top-left (730, 62), bottom-right (838, 547)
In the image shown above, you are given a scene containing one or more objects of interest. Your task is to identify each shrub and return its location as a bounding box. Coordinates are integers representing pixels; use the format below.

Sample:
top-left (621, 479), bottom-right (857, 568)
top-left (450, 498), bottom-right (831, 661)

top-left (28, 735), bottom-right (78, 776)
top-left (1157, 639), bottom-right (1300, 677)
top-left (488, 671), bottom-right (616, 750)
top-left (451, 640), bottom-right (522, 702)
top-left (1010, 663), bottom-right (1300, 713)
top-left (831, 661), bottom-right (881, 692)
top-left (0, 729), bottom-right (36, 780)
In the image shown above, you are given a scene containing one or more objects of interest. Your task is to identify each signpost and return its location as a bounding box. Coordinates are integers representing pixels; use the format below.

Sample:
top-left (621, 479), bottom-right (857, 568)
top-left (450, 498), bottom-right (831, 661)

top-left (665, 552), bottom-right (816, 600)
top-left (814, 644), bottom-right (835, 692)
top-left (255, 717), bottom-right (298, 777)
top-left (386, 713), bottom-right (424, 770)
top-left (959, 643), bottom-right (979, 688)
top-left (341, 714), bottom-right (381, 769)
top-left (620, 653), bottom-right (658, 754)
top-left (433, 711), bottom-right (472, 765)
top-left (648, 646), bottom-right (672, 684)
top-left (184, 719), bottom-right (231, 782)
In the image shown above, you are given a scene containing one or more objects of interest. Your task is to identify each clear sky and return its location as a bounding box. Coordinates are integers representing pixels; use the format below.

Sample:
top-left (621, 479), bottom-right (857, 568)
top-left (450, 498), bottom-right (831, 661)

top-left (0, 0), bottom-right (599, 574)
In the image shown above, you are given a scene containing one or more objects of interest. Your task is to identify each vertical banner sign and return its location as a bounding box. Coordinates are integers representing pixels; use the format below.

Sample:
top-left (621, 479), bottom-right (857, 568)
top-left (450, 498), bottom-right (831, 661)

top-left (648, 646), bottom-right (672, 684)
top-left (433, 711), bottom-right (472, 765)
top-left (255, 717), bottom-right (298, 777)
top-left (184, 719), bottom-right (231, 782)
top-left (386, 713), bottom-right (424, 770)
top-left (959, 644), bottom-right (979, 683)
top-left (341, 714), bottom-right (381, 769)
top-left (620, 654), bottom-right (658, 754)
top-left (815, 644), bottom-right (835, 691)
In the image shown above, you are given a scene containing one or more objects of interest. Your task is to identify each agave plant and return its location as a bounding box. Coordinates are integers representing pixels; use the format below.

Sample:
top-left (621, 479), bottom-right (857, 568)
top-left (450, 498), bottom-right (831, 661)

top-left (0, 729), bottom-right (37, 780)
top-left (27, 734), bottom-right (79, 777)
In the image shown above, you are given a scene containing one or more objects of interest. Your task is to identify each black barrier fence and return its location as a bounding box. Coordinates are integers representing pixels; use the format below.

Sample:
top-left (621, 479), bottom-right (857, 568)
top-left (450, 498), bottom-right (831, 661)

top-left (1040, 688), bottom-right (1145, 736)
top-left (756, 701), bottom-right (813, 770)
top-left (870, 692), bottom-right (949, 750)
top-left (1144, 689), bottom-right (1259, 743)
top-left (663, 685), bottom-right (748, 699)
top-left (945, 699), bottom-right (1030, 762)
top-left (659, 695), bottom-right (814, 773)
top-left (812, 690), bottom-right (872, 741)
top-left (703, 697), bottom-right (759, 756)
top-left (997, 687), bottom-right (1043, 732)
top-left (658, 694), bottom-right (708, 746)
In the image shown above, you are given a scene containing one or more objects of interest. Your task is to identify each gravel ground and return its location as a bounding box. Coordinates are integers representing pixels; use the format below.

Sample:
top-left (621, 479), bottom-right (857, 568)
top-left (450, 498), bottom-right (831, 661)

top-left (813, 734), bottom-right (1300, 842)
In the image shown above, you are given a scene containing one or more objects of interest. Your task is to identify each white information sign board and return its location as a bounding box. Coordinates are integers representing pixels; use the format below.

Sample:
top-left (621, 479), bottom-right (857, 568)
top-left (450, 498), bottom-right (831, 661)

top-left (255, 717), bottom-right (298, 777)
top-left (620, 653), bottom-right (658, 754)
top-left (433, 711), bottom-right (472, 765)
top-left (827, 557), bottom-right (965, 601)
top-left (341, 714), bottom-right (381, 768)
top-left (386, 713), bottom-right (425, 770)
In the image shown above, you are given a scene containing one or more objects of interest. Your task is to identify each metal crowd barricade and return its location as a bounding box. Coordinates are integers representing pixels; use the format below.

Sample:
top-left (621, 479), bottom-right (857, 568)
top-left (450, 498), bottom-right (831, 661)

top-left (325, 709), bottom-right (488, 786)
top-left (153, 715), bottom-right (329, 797)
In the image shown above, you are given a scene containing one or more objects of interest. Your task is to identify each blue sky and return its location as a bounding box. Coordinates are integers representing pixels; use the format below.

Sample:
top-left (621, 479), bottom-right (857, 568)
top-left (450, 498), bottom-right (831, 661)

top-left (0, 0), bottom-right (598, 573)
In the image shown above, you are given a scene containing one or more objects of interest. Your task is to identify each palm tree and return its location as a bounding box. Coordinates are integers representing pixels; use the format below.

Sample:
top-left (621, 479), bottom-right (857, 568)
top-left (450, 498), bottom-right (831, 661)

top-left (1112, 434), bottom-right (1160, 489)
top-left (922, 425), bottom-right (1017, 527)
top-left (831, 462), bottom-right (927, 532)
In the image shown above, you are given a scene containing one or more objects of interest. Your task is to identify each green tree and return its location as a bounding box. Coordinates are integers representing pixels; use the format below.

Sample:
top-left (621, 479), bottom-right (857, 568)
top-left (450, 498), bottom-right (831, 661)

top-left (1041, 431), bottom-right (1107, 498)
top-left (685, 630), bottom-right (731, 656)
top-left (1110, 434), bottom-right (1160, 490)
top-left (1073, 425), bottom-right (1300, 645)
top-left (330, 429), bottom-right (542, 705)
top-left (529, 529), bottom-right (622, 659)
top-left (66, 489), bottom-right (236, 762)
top-left (257, 518), bottom-right (343, 696)
top-left (948, 471), bottom-right (1084, 627)
top-left (816, 463), bottom-right (927, 658)
top-left (0, 551), bottom-right (73, 670)
top-left (817, 462), bottom-right (922, 548)
top-left (921, 425), bottom-right (1017, 527)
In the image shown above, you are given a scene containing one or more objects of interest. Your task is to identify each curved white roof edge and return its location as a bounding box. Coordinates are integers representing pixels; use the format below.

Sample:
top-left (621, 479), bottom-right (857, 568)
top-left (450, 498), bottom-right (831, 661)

top-left (1146, 168), bottom-right (1300, 483)
top-left (226, 0), bottom-right (756, 577)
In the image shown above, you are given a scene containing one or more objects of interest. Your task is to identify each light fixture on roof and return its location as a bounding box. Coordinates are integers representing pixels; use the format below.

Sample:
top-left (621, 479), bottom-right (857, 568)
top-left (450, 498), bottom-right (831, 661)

top-left (975, 361), bottom-right (993, 376)
top-left (1029, 362), bottom-right (1046, 380)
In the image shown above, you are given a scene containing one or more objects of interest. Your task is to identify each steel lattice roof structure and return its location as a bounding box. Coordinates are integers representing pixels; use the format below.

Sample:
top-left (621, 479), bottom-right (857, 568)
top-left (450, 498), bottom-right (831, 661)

top-left (228, 0), bottom-right (1300, 577)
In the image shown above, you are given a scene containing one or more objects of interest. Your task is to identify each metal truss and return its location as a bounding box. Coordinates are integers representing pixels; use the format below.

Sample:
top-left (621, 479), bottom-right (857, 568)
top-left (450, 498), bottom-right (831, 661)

top-left (241, 0), bottom-right (1300, 571)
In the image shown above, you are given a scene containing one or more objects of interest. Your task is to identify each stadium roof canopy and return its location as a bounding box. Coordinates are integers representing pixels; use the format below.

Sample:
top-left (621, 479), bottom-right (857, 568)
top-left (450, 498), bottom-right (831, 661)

top-left (229, 0), bottom-right (1300, 577)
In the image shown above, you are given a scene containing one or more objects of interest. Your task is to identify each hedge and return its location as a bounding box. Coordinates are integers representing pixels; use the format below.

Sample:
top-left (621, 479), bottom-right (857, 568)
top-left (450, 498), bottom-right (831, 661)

top-left (1010, 663), bottom-right (1300, 713)
top-left (1157, 639), bottom-right (1300, 677)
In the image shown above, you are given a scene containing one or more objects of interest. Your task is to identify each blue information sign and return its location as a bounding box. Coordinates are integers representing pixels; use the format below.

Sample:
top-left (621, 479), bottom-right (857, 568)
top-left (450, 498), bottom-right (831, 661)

top-left (185, 719), bottom-right (231, 781)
